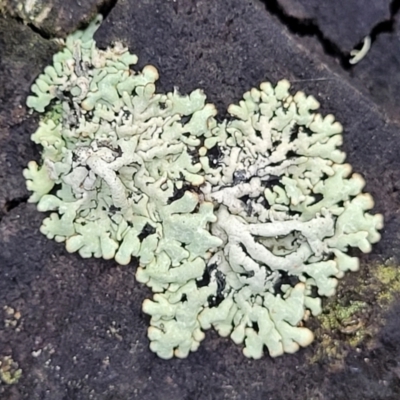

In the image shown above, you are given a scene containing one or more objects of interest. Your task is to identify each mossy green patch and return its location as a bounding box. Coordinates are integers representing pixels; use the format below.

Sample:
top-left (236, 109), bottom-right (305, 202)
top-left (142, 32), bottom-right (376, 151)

top-left (310, 260), bottom-right (400, 365)
top-left (318, 300), bottom-right (368, 346)
top-left (375, 263), bottom-right (400, 303)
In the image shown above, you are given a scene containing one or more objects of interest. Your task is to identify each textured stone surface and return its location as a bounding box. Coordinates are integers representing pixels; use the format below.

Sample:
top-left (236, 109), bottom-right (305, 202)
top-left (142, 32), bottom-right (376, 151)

top-left (350, 15), bottom-right (400, 125)
top-left (0, 15), bottom-right (58, 219)
top-left (1, 0), bottom-right (400, 399)
top-left (276, 0), bottom-right (391, 53)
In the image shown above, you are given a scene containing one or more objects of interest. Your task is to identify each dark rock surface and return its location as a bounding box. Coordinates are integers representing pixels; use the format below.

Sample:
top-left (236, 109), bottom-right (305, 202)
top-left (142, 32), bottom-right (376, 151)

top-left (350, 14), bottom-right (400, 125)
top-left (1, 0), bottom-right (400, 399)
top-left (275, 0), bottom-right (392, 53)
top-left (260, 0), bottom-right (400, 125)
top-left (0, 15), bottom-right (59, 219)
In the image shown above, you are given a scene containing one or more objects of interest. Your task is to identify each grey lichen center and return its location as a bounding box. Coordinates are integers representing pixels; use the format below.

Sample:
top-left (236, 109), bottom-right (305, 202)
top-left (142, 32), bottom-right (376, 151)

top-left (24, 16), bottom-right (383, 360)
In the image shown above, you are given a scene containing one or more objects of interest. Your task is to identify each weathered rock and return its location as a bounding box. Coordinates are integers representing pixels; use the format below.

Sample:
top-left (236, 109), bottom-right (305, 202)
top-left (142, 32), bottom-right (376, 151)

top-left (276, 0), bottom-right (391, 53)
top-left (0, 15), bottom-right (58, 218)
top-left (350, 16), bottom-right (400, 125)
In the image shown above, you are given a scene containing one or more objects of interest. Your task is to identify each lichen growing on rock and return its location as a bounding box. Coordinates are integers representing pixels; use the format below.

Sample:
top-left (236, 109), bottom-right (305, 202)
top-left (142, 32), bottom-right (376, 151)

top-left (23, 15), bottom-right (221, 278)
top-left (144, 79), bottom-right (383, 359)
top-left (24, 16), bottom-right (383, 360)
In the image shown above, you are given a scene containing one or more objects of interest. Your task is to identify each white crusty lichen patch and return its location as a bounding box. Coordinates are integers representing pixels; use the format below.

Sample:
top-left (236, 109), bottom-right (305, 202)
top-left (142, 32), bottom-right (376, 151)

top-left (24, 16), bottom-right (383, 360)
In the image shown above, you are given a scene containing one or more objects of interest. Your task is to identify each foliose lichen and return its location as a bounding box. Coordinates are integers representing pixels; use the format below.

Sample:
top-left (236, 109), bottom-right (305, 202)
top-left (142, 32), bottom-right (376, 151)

top-left (24, 16), bottom-right (384, 360)
top-left (24, 15), bottom-right (220, 276)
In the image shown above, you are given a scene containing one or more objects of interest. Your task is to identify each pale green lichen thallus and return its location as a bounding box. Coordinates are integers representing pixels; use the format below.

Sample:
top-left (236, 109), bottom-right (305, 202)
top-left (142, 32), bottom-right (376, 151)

top-left (24, 16), bottom-right (383, 360)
